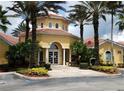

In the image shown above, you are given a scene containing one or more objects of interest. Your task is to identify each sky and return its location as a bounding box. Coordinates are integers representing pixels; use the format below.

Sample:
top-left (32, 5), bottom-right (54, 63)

top-left (0, 1), bottom-right (124, 41)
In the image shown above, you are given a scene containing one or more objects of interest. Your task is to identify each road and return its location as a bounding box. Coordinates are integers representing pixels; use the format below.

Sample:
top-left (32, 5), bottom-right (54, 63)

top-left (0, 70), bottom-right (124, 91)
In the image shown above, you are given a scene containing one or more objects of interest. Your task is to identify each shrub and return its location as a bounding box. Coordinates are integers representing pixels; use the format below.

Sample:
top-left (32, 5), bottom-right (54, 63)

top-left (100, 63), bottom-right (113, 66)
top-left (70, 40), bottom-right (94, 65)
top-left (44, 63), bottom-right (51, 70)
top-left (118, 63), bottom-right (124, 68)
top-left (90, 66), bottom-right (119, 74)
top-left (17, 67), bottom-right (48, 76)
top-left (29, 68), bottom-right (48, 76)
top-left (6, 40), bottom-right (39, 67)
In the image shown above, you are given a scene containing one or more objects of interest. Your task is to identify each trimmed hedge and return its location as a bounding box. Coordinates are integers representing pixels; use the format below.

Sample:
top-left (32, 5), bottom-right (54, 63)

top-left (16, 67), bottom-right (48, 77)
top-left (90, 66), bottom-right (119, 74)
top-left (118, 63), bottom-right (124, 68)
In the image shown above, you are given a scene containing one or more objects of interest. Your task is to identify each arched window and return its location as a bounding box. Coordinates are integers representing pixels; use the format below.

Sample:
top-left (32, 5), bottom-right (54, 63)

top-left (55, 23), bottom-right (59, 28)
top-left (105, 51), bottom-right (111, 62)
top-left (41, 23), bottom-right (43, 28)
top-left (50, 43), bottom-right (58, 49)
top-left (49, 22), bottom-right (52, 28)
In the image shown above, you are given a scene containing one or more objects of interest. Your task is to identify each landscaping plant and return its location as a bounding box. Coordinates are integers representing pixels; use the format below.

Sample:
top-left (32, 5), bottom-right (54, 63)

top-left (6, 40), bottom-right (39, 67)
top-left (16, 67), bottom-right (48, 77)
top-left (70, 41), bottom-right (94, 68)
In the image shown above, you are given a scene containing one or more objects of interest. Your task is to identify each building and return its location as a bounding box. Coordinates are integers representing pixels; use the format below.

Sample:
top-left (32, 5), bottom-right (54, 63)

top-left (85, 38), bottom-right (124, 65)
top-left (19, 12), bottom-right (79, 65)
top-left (0, 31), bottom-right (18, 64)
top-left (19, 12), bottom-right (124, 66)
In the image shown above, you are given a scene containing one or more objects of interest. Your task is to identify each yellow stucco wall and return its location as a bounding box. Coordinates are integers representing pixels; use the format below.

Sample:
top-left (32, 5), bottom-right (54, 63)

top-left (99, 42), bottom-right (124, 65)
top-left (37, 17), bottom-right (69, 31)
top-left (37, 34), bottom-right (78, 65)
top-left (37, 34), bottom-right (77, 49)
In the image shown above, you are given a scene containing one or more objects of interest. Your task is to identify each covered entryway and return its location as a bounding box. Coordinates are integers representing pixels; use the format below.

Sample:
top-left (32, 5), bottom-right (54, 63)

top-left (38, 41), bottom-right (72, 65)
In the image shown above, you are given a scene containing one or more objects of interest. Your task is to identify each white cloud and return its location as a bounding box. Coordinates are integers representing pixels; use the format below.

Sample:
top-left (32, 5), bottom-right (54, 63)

top-left (102, 31), bottom-right (124, 42)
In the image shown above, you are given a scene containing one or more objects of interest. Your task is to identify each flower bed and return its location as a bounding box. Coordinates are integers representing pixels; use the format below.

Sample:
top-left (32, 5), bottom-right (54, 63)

top-left (90, 66), bottom-right (119, 74)
top-left (16, 67), bottom-right (49, 77)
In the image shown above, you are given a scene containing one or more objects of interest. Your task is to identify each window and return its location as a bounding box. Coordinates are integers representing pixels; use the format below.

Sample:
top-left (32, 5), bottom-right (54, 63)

top-left (105, 51), bottom-right (111, 62)
top-left (41, 23), bottom-right (43, 28)
top-left (118, 50), bottom-right (121, 54)
top-left (49, 22), bottom-right (52, 28)
top-left (55, 23), bottom-right (59, 28)
top-left (62, 25), bottom-right (64, 30)
top-left (50, 43), bottom-right (58, 49)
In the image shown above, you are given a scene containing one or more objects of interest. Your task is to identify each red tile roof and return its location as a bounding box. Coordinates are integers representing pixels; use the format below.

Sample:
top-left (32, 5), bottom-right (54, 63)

top-left (20, 28), bottom-right (79, 39)
top-left (85, 38), bottom-right (124, 48)
top-left (0, 31), bottom-right (18, 45)
top-left (84, 38), bottom-right (105, 48)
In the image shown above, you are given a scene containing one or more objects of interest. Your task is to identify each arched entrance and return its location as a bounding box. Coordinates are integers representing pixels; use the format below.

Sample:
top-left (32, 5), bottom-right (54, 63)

top-left (49, 42), bottom-right (60, 64)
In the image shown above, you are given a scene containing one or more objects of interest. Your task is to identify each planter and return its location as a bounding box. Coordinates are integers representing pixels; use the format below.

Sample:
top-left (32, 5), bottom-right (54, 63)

top-left (79, 62), bottom-right (88, 69)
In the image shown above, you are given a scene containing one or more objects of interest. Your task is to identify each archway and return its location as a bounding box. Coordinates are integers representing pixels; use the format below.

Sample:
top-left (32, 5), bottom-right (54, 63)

top-left (105, 51), bottom-right (111, 62)
top-left (49, 42), bottom-right (62, 64)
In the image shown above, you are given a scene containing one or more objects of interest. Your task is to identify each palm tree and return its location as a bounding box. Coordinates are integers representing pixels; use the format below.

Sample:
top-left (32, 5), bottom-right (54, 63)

top-left (81, 1), bottom-right (107, 65)
top-left (8, 1), bottom-right (31, 41)
top-left (68, 4), bottom-right (91, 42)
top-left (29, 1), bottom-right (66, 67)
top-left (106, 1), bottom-right (122, 66)
top-left (0, 5), bottom-right (11, 32)
top-left (11, 23), bottom-right (26, 37)
top-left (116, 10), bottom-right (124, 31)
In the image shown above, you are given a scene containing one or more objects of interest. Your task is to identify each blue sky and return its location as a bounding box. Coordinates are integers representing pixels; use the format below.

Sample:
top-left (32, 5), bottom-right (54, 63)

top-left (0, 1), bottom-right (124, 41)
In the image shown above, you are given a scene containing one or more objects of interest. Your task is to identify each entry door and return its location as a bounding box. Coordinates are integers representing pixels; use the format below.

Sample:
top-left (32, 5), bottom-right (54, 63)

top-left (49, 50), bottom-right (58, 64)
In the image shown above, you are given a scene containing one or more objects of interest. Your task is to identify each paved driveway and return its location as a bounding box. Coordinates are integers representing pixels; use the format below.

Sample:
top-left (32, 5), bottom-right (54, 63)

top-left (48, 65), bottom-right (110, 78)
top-left (0, 67), bottom-right (124, 91)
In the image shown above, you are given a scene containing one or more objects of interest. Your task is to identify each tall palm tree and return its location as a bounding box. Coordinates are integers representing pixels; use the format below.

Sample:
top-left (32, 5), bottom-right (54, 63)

top-left (0, 5), bottom-right (11, 32)
top-left (8, 1), bottom-right (31, 41)
top-left (116, 10), bottom-right (124, 31)
top-left (68, 4), bottom-right (91, 42)
top-left (29, 1), bottom-right (66, 67)
top-left (11, 23), bottom-right (26, 37)
top-left (106, 1), bottom-right (122, 66)
top-left (81, 1), bottom-right (107, 65)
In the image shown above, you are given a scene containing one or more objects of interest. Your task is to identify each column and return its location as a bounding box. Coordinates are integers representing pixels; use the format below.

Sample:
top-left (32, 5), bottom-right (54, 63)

top-left (37, 50), bottom-right (40, 66)
top-left (69, 49), bottom-right (71, 62)
top-left (63, 49), bottom-right (66, 65)
top-left (46, 48), bottom-right (49, 64)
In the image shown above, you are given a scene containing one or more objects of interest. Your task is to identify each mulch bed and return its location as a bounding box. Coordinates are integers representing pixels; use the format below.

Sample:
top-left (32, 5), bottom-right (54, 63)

top-left (19, 73), bottom-right (49, 77)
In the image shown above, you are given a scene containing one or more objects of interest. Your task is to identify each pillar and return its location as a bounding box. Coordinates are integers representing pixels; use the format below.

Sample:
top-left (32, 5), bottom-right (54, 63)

top-left (46, 48), bottom-right (49, 64)
top-left (63, 49), bottom-right (65, 65)
top-left (69, 49), bottom-right (71, 62)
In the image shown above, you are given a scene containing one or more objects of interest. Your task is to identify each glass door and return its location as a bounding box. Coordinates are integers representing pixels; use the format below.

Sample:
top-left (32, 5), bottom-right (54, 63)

top-left (49, 51), bottom-right (53, 64)
top-left (49, 50), bottom-right (58, 64)
top-left (54, 51), bottom-right (58, 64)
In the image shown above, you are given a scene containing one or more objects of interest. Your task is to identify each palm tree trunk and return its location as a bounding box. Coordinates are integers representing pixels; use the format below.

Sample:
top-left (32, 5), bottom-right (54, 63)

top-left (30, 3), bottom-right (37, 67)
top-left (25, 18), bottom-right (30, 41)
top-left (80, 23), bottom-right (84, 42)
top-left (93, 13), bottom-right (100, 65)
top-left (111, 10), bottom-right (115, 66)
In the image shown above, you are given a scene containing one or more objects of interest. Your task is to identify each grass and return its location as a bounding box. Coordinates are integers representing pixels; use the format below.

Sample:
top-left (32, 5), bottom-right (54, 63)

top-left (90, 66), bottom-right (119, 74)
top-left (0, 39), bottom-right (9, 65)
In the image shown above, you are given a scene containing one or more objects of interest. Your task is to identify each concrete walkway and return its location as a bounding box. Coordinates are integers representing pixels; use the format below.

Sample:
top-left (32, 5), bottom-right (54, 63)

top-left (48, 65), bottom-right (109, 78)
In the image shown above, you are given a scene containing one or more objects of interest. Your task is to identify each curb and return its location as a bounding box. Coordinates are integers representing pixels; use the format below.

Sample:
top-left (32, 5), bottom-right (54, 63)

top-left (0, 71), bottom-right (122, 80)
